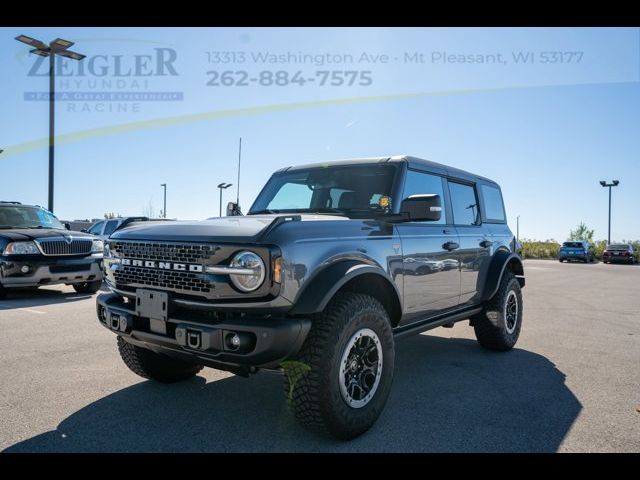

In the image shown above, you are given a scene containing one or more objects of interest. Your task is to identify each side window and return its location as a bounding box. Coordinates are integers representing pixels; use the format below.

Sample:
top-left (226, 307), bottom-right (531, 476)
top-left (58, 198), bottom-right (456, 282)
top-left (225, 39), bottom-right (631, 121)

top-left (88, 221), bottom-right (104, 235)
top-left (448, 182), bottom-right (480, 226)
top-left (480, 184), bottom-right (506, 222)
top-left (103, 220), bottom-right (120, 237)
top-left (402, 170), bottom-right (446, 224)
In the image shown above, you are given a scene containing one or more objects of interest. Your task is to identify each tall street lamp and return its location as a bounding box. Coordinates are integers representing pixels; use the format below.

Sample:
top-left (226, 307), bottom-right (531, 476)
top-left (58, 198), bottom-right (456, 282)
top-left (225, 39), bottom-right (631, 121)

top-left (599, 180), bottom-right (620, 245)
top-left (160, 183), bottom-right (167, 219)
top-left (217, 183), bottom-right (232, 217)
top-left (15, 35), bottom-right (86, 213)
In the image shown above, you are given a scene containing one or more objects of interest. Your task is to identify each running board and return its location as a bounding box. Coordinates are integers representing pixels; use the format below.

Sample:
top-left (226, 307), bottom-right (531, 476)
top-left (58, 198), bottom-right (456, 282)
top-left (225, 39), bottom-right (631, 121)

top-left (393, 306), bottom-right (482, 339)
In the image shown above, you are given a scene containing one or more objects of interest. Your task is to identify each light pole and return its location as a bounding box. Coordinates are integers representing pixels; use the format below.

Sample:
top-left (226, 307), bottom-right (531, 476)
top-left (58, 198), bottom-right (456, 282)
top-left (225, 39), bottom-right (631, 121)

top-left (599, 180), bottom-right (619, 245)
top-left (217, 183), bottom-right (232, 217)
top-left (160, 183), bottom-right (167, 219)
top-left (15, 35), bottom-right (85, 213)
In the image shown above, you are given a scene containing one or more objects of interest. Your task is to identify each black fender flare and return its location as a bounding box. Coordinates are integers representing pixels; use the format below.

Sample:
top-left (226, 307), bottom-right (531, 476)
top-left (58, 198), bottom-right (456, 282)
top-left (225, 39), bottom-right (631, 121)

top-left (480, 251), bottom-right (525, 302)
top-left (289, 260), bottom-right (402, 316)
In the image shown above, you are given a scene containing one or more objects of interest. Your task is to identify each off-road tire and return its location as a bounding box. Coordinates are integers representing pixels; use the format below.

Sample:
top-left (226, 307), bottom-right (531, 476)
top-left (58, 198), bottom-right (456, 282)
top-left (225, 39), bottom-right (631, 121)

top-left (285, 292), bottom-right (395, 440)
top-left (472, 271), bottom-right (523, 351)
top-left (0, 284), bottom-right (6, 300)
top-left (73, 280), bottom-right (102, 294)
top-left (117, 336), bottom-right (203, 383)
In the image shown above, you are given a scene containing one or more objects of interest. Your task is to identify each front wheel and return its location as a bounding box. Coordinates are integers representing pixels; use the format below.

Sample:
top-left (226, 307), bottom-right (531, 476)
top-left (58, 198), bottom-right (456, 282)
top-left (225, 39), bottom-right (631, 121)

top-left (472, 271), bottom-right (523, 351)
top-left (0, 284), bottom-right (6, 300)
top-left (73, 280), bottom-right (102, 294)
top-left (285, 292), bottom-right (395, 440)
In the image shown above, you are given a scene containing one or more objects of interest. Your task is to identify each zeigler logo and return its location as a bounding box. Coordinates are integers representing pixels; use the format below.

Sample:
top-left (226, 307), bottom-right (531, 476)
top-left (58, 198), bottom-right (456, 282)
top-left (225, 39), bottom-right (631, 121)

top-left (121, 258), bottom-right (203, 273)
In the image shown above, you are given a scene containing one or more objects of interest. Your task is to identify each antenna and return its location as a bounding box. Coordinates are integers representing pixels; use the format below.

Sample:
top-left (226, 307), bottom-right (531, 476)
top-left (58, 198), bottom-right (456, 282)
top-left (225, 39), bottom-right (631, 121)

top-left (236, 137), bottom-right (242, 205)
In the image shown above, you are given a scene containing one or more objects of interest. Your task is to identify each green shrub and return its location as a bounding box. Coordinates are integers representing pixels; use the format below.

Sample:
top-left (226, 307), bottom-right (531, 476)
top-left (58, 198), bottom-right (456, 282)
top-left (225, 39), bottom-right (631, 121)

top-left (521, 239), bottom-right (561, 259)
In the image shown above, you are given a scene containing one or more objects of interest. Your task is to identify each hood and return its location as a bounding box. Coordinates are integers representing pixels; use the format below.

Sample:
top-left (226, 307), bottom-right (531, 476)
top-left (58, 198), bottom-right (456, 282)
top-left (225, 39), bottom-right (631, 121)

top-left (0, 228), bottom-right (94, 242)
top-left (110, 214), bottom-right (348, 243)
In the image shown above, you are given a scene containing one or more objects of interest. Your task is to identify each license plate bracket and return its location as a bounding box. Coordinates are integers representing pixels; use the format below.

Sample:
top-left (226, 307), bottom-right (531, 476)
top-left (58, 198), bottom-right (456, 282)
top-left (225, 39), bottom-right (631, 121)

top-left (136, 289), bottom-right (169, 334)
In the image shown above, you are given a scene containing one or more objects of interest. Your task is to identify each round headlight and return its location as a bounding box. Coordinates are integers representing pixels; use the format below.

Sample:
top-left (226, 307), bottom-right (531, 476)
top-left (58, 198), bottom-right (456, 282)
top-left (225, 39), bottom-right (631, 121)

top-left (229, 251), bottom-right (265, 292)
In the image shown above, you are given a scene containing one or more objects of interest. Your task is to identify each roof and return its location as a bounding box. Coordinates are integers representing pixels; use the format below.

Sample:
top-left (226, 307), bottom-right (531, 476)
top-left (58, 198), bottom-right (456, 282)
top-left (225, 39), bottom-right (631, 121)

top-left (277, 155), bottom-right (497, 185)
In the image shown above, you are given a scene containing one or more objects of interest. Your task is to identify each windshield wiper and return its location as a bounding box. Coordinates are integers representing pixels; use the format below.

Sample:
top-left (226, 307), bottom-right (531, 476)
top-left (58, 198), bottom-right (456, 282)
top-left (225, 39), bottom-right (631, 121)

top-left (250, 209), bottom-right (280, 215)
top-left (24, 225), bottom-right (56, 229)
top-left (309, 208), bottom-right (349, 216)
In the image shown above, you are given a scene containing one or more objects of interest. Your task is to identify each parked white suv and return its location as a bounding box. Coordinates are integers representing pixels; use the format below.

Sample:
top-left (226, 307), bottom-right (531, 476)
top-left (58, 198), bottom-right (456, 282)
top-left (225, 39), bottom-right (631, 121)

top-left (84, 217), bottom-right (149, 241)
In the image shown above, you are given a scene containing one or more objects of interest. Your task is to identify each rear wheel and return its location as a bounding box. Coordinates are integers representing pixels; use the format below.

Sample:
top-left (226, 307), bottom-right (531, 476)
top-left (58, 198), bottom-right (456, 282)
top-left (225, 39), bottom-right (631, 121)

top-left (472, 271), bottom-right (523, 351)
top-left (73, 280), bottom-right (102, 294)
top-left (117, 337), bottom-right (203, 383)
top-left (0, 284), bottom-right (6, 300)
top-left (285, 292), bottom-right (395, 440)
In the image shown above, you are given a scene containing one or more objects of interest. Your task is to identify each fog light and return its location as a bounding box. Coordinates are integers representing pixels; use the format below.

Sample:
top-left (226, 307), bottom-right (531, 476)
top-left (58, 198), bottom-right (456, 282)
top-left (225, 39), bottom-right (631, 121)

top-left (20, 265), bottom-right (30, 274)
top-left (225, 332), bottom-right (241, 350)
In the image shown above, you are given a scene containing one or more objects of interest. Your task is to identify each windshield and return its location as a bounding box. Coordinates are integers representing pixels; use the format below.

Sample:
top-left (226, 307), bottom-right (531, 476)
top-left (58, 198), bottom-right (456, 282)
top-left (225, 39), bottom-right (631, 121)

top-left (0, 206), bottom-right (64, 229)
top-left (607, 244), bottom-right (629, 251)
top-left (562, 242), bottom-right (584, 248)
top-left (249, 164), bottom-right (398, 218)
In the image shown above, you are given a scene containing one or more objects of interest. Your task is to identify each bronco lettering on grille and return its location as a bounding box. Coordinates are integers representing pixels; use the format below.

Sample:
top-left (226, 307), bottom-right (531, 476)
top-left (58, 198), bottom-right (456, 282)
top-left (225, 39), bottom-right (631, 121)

top-left (120, 258), bottom-right (203, 272)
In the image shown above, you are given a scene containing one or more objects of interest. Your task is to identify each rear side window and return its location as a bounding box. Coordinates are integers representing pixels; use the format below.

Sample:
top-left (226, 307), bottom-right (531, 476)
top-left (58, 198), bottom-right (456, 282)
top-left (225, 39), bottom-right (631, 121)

top-left (481, 184), bottom-right (506, 222)
top-left (448, 182), bottom-right (479, 226)
top-left (103, 220), bottom-right (120, 236)
top-left (87, 221), bottom-right (104, 235)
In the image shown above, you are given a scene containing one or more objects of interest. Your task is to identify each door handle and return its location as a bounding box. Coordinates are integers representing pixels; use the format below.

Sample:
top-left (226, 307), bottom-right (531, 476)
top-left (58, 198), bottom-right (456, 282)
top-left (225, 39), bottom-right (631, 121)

top-left (443, 241), bottom-right (460, 251)
top-left (443, 229), bottom-right (451, 235)
top-left (480, 240), bottom-right (493, 248)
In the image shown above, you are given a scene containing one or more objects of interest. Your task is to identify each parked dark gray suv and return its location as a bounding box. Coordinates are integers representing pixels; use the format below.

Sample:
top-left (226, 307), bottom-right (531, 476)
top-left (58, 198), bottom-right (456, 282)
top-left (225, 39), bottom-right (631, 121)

top-left (0, 202), bottom-right (104, 299)
top-left (97, 156), bottom-right (525, 439)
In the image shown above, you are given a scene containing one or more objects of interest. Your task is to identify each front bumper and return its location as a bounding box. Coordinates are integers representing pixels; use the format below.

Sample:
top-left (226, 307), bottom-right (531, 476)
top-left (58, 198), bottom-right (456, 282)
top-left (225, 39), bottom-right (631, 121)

top-left (96, 292), bottom-right (311, 371)
top-left (0, 256), bottom-right (103, 288)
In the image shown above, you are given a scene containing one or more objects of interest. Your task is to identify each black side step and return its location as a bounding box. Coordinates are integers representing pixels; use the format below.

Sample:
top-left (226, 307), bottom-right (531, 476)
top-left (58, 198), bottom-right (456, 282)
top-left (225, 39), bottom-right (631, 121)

top-left (393, 306), bottom-right (482, 339)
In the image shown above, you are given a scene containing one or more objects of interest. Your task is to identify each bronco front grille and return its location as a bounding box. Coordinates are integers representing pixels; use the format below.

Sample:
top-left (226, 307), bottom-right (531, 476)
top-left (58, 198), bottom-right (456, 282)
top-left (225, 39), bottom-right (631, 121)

top-left (37, 238), bottom-right (93, 256)
top-left (110, 241), bottom-right (213, 264)
top-left (110, 241), bottom-right (215, 295)
top-left (113, 266), bottom-right (212, 293)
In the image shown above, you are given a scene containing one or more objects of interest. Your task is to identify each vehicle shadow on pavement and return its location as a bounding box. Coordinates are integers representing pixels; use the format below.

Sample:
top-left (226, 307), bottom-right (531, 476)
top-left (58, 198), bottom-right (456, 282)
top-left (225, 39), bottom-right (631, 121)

top-left (0, 284), bottom-right (108, 309)
top-left (3, 334), bottom-right (581, 452)
top-left (0, 288), bottom-right (96, 308)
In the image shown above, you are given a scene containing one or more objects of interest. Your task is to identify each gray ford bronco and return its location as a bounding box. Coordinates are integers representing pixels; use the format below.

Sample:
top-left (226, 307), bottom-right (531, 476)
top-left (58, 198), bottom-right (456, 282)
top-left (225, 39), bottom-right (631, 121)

top-left (97, 156), bottom-right (525, 439)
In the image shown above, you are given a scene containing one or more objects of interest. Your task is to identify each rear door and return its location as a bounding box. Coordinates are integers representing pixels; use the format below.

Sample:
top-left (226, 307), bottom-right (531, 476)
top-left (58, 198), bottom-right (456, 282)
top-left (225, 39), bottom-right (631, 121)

top-left (447, 180), bottom-right (488, 305)
top-left (397, 169), bottom-right (461, 323)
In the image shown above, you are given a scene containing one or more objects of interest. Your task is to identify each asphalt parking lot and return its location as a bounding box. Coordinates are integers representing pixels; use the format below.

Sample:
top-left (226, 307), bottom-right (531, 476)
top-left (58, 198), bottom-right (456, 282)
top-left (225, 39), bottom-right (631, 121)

top-left (1, 259), bottom-right (639, 452)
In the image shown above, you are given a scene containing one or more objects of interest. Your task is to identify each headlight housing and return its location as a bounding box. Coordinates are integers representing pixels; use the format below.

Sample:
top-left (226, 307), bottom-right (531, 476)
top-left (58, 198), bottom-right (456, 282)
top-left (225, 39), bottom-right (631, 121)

top-left (91, 239), bottom-right (105, 254)
top-left (3, 241), bottom-right (40, 255)
top-left (229, 251), bottom-right (265, 292)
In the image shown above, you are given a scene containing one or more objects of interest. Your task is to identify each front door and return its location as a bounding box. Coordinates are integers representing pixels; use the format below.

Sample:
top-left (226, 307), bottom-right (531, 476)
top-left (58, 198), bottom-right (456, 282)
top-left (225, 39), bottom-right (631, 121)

top-left (397, 170), bottom-right (461, 323)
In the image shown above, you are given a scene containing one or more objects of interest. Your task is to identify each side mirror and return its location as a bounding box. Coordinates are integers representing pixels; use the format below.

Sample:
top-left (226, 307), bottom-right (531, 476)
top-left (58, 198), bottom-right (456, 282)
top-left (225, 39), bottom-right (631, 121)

top-left (64, 223), bottom-right (72, 230)
top-left (400, 194), bottom-right (442, 222)
top-left (226, 202), bottom-right (243, 216)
